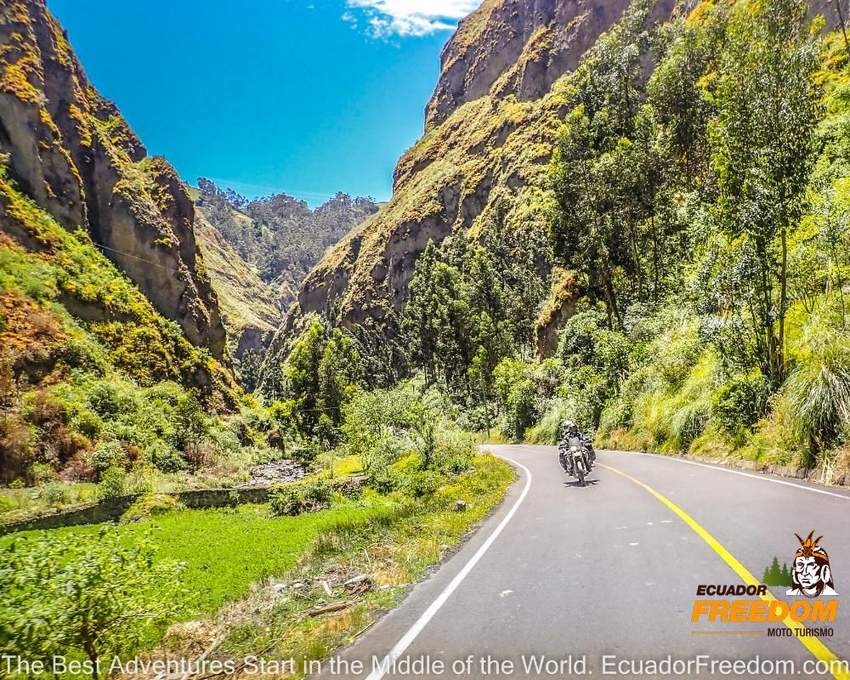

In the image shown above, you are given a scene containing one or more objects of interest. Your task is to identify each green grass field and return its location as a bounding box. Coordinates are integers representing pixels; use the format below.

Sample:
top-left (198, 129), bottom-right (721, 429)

top-left (1, 453), bottom-right (514, 677)
top-left (0, 501), bottom-right (380, 616)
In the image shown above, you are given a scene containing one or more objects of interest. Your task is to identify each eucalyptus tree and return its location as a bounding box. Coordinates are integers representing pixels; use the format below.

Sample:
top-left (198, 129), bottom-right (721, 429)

top-left (707, 0), bottom-right (821, 386)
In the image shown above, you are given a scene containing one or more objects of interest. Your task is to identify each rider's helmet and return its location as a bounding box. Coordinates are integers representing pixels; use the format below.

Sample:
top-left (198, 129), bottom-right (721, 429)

top-left (562, 419), bottom-right (578, 435)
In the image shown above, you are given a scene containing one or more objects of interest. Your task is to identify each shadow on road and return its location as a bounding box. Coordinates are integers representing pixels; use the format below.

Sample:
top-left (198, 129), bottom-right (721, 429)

top-left (562, 479), bottom-right (599, 488)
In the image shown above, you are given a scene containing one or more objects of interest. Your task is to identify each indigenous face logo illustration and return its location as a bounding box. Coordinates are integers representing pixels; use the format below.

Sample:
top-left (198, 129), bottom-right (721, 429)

top-left (786, 531), bottom-right (838, 598)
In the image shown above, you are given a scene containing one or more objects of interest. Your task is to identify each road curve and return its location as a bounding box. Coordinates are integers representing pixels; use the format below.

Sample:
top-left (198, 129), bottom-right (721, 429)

top-left (319, 447), bottom-right (850, 679)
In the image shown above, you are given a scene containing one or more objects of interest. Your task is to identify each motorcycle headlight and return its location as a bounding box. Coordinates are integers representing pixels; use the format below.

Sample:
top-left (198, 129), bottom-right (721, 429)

top-left (570, 446), bottom-right (578, 452)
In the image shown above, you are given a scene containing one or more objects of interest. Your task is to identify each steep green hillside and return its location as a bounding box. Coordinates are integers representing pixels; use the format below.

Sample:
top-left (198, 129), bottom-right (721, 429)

top-left (0, 0), bottom-right (227, 357)
top-left (0, 164), bottom-right (241, 484)
top-left (261, 0), bottom-right (681, 387)
top-left (261, 0), bottom-right (678, 388)
top-left (193, 211), bottom-right (281, 357)
top-left (0, 0), bottom-right (282, 489)
top-left (264, 0), bottom-right (850, 483)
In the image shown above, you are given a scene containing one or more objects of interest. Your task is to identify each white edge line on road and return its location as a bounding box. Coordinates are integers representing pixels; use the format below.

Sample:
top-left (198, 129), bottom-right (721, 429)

top-left (365, 455), bottom-right (532, 680)
top-left (612, 449), bottom-right (850, 500)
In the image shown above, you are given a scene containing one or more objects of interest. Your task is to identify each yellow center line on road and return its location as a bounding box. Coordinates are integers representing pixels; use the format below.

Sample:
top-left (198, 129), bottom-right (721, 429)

top-left (599, 462), bottom-right (850, 680)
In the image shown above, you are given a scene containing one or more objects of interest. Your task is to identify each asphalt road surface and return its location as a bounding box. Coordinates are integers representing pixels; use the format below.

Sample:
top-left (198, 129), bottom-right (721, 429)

top-left (319, 446), bottom-right (850, 679)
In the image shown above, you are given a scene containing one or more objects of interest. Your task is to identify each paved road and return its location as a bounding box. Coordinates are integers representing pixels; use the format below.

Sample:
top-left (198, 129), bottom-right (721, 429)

top-left (320, 447), bottom-right (850, 679)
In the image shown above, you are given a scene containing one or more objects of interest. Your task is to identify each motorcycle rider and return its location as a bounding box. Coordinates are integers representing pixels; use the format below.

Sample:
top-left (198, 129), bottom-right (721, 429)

top-left (558, 420), bottom-right (595, 473)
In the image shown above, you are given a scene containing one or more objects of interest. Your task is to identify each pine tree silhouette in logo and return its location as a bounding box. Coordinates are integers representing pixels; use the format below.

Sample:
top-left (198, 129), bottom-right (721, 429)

top-left (763, 556), bottom-right (792, 586)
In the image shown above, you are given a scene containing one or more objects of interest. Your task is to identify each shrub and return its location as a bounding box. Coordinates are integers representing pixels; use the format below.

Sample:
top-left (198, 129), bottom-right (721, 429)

top-left (269, 478), bottom-right (332, 516)
top-left (738, 392), bottom-right (810, 467)
top-left (369, 467), bottom-right (403, 494)
top-left (24, 390), bottom-right (66, 428)
top-left (29, 461), bottom-right (57, 484)
top-left (49, 426), bottom-right (91, 466)
top-left (558, 308), bottom-right (630, 381)
top-left (559, 308), bottom-right (606, 366)
top-left (96, 466), bottom-right (127, 501)
top-left (183, 441), bottom-right (215, 472)
top-left (87, 381), bottom-right (129, 418)
top-left (38, 482), bottom-right (71, 508)
top-left (121, 493), bottom-right (184, 523)
top-left (71, 409), bottom-right (103, 439)
top-left (0, 414), bottom-right (35, 484)
top-left (527, 398), bottom-right (572, 444)
top-left (669, 399), bottom-right (712, 451)
top-left (125, 466), bottom-right (155, 496)
top-left (404, 470), bottom-right (440, 498)
top-left (559, 364), bottom-right (611, 431)
top-left (443, 454), bottom-right (473, 475)
top-left (434, 428), bottom-right (474, 463)
top-left (342, 386), bottom-right (414, 457)
top-left (0, 528), bottom-right (185, 670)
top-left (712, 373), bottom-right (769, 436)
top-left (268, 486), bottom-right (300, 516)
top-left (146, 440), bottom-right (187, 473)
top-left (435, 425), bottom-right (475, 475)
top-left (504, 378), bottom-right (538, 441)
top-left (89, 440), bottom-right (125, 476)
top-left (60, 451), bottom-right (96, 482)
top-left (655, 320), bottom-right (703, 389)
top-left (597, 395), bottom-right (633, 438)
top-left (287, 439), bottom-right (322, 464)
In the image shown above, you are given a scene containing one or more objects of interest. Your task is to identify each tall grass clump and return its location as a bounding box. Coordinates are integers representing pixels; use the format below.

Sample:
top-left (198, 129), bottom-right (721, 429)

top-left (526, 398), bottom-right (572, 444)
top-left (784, 328), bottom-right (850, 451)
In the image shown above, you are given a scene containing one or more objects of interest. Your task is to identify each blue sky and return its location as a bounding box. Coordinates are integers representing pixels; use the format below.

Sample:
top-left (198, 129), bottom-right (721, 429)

top-left (49, 0), bottom-right (479, 205)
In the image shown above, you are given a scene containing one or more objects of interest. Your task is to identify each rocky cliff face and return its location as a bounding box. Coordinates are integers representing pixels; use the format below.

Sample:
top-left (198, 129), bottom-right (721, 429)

top-left (268, 0), bottom-right (676, 370)
top-left (426, 0), bottom-right (657, 128)
top-left (0, 0), bottom-right (227, 358)
top-left (262, 0), bottom-right (845, 383)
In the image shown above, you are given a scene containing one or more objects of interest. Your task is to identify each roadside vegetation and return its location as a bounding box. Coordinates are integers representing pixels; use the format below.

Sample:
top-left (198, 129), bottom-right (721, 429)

top-left (296, 0), bottom-right (850, 485)
top-left (0, 164), bottom-right (515, 675)
top-left (0, 373), bottom-right (513, 677)
top-left (4, 0), bottom-right (850, 672)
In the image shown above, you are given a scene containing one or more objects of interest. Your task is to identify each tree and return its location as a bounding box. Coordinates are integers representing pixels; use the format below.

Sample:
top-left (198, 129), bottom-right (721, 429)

top-left (550, 107), bottom-right (633, 328)
top-left (317, 328), bottom-right (363, 439)
top-left (402, 239), bottom-right (477, 394)
top-left (403, 241), bottom-right (442, 383)
top-left (174, 395), bottom-right (208, 471)
top-left (237, 348), bottom-right (264, 393)
top-left (646, 23), bottom-right (715, 185)
top-left (505, 379), bottom-right (539, 441)
top-left (282, 317), bottom-right (363, 440)
top-left (0, 350), bottom-right (14, 414)
top-left (0, 529), bottom-right (185, 679)
top-left (707, 0), bottom-right (821, 386)
top-left (406, 390), bottom-right (441, 469)
top-left (468, 346), bottom-right (497, 435)
top-left (476, 207), bottom-right (549, 353)
top-left (763, 556), bottom-right (792, 586)
top-left (341, 385), bottom-right (415, 477)
top-left (283, 317), bottom-right (326, 435)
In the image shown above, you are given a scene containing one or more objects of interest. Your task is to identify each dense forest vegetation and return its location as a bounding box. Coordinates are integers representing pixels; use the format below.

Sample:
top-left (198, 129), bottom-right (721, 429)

top-left (196, 179), bottom-right (378, 299)
top-left (267, 0), bottom-right (850, 482)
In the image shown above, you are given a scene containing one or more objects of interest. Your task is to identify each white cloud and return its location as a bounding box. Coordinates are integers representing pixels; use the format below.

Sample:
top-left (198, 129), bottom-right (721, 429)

top-left (345, 0), bottom-right (480, 38)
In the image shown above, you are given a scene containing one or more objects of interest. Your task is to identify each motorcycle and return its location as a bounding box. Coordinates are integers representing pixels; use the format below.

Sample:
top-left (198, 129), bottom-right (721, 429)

top-left (559, 435), bottom-right (592, 487)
